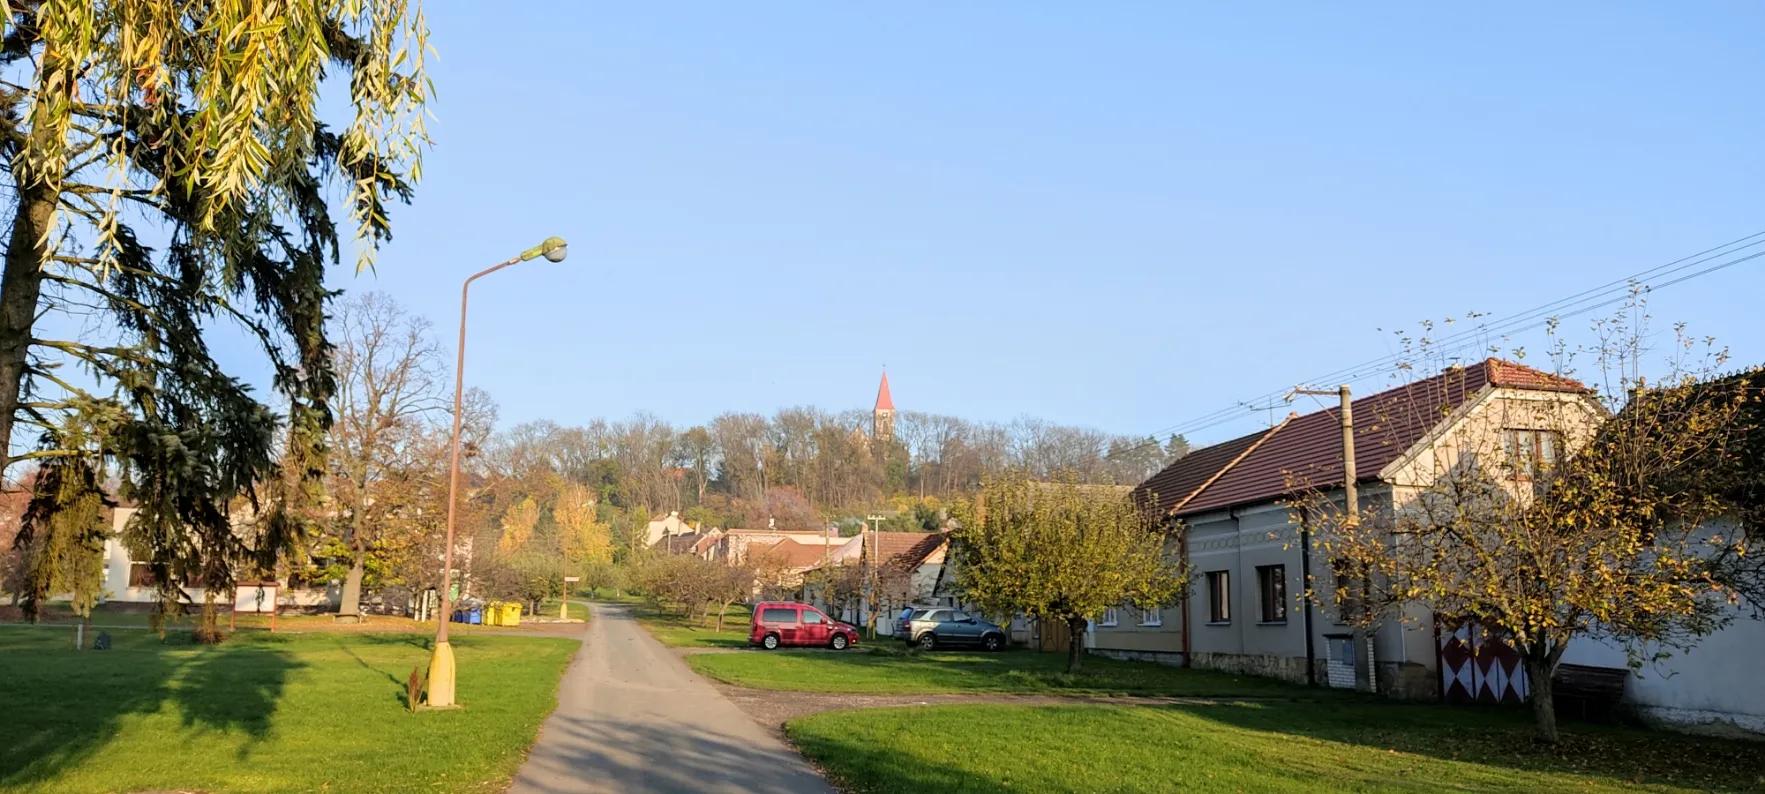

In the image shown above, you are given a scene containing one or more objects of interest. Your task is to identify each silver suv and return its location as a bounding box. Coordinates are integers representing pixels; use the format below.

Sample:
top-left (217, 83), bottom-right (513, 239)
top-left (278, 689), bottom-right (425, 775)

top-left (895, 606), bottom-right (1007, 651)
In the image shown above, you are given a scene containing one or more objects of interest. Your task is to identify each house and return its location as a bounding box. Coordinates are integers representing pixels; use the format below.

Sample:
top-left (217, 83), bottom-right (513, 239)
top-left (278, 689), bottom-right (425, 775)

top-left (804, 530), bottom-right (955, 635)
top-left (645, 512), bottom-right (695, 547)
top-left (712, 524), bottom-right (842, 563)
top-left (1112, 358), bottom-right (1600, 700)
top-left (747, 537), bottom-right (840, 598)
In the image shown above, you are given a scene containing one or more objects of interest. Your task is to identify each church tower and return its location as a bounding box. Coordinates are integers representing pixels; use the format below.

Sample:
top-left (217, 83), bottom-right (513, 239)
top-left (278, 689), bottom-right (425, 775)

top-left (872, 371), bottom-right (895, 443)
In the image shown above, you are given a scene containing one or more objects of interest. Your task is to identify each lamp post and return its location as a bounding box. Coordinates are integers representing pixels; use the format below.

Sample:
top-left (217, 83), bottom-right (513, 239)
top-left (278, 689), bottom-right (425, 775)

top-left (426, 236), bottom-right (568, 709)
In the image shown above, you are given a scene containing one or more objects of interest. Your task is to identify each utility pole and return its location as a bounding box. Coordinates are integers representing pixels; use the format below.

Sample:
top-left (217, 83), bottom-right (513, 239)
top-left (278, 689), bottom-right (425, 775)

top-left (1291, 384), bottom-right (1372, 694)
top-left (866, 514), bottom-right (885, 638)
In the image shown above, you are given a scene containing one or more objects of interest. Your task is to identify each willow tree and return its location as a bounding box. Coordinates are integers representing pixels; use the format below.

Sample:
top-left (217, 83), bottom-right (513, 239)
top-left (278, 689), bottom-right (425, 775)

top-left (951, 472), bottom-right (1185, 673)
top-left (1, 2), bottom-right (431, 629)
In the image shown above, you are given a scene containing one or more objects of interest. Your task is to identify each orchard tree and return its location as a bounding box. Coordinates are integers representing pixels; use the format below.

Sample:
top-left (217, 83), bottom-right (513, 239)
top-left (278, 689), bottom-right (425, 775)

top-left (1295, 308), bottom-right (1765, 743)
top-left (1, 2), bottom-right (431, 629)
top-left (554, 482), bottom-right (612, 577)
top-left (951, 472), bottom-right (1185, 673)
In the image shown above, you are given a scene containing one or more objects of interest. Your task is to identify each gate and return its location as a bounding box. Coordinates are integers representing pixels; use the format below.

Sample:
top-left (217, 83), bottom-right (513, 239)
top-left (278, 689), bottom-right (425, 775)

top-left (1438, 618), bottom-right (1529, 704)
top-left (1036, 615), bottom-right (1073, 653)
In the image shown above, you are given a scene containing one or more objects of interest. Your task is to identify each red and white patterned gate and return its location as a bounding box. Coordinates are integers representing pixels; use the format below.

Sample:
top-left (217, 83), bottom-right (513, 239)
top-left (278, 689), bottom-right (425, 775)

top-left (1438, 619), bottom-right (1529, 704)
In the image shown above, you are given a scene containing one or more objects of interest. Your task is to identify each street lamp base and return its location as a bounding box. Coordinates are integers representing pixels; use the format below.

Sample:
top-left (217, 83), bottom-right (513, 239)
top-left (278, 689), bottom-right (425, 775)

top-left (426, 640), bottom-right (458, 708)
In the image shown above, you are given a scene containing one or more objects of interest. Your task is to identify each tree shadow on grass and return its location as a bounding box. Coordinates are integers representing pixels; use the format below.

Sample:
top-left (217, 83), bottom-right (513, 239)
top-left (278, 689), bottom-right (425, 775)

top-left (0, 629), bottom-right (303, 784)
top-left (1167, 699), bottom-right (1764, 792)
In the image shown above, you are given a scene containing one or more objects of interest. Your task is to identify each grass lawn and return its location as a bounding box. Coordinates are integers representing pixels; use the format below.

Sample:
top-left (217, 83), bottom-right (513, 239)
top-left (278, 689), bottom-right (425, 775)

top-left (1, 602), bottom-right (536, 635)
top-left (0, 627), bottom-right (577, 794)
top-left (789, 702), bottom-right (1765, 794)
top-left (689, 648), bottom-right (1319, 697)
top-left (537, 600), bottom-right (588, 621)
top-left (632, 602), bottom-right (753, 649)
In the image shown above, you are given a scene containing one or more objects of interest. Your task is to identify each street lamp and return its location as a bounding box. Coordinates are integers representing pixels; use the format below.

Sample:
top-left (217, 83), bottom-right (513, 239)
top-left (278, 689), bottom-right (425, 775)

top-left (426, 236), bottom-right (569, 709)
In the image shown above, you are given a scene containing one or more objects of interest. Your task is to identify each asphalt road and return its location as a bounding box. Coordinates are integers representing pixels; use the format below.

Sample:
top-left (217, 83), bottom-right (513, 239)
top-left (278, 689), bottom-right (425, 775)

top-left (507, 603), bottom-right (835, 794)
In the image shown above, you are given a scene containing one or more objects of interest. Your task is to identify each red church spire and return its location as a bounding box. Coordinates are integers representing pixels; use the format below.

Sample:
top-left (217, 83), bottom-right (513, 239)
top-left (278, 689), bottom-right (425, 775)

top-left (874, 371), bottom-right (894, 412)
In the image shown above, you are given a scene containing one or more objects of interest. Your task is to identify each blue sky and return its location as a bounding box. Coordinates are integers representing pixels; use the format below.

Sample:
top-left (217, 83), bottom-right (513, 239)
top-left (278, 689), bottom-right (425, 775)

top-left (332, 2), bottom-right (1765, 446)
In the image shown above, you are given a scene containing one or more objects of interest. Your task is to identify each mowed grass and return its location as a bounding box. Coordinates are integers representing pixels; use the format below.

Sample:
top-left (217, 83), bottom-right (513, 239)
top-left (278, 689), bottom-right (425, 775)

top-left (537, 599), bottom-right (588, 621)
top-left (0, 627), bottom-right (577, 794)
top-left (631, 602), bottom-right (753, 649)
top-left (689, 648), bottom-right (1319, 697)
top-left (789, 702), bottom-right (1765, 794)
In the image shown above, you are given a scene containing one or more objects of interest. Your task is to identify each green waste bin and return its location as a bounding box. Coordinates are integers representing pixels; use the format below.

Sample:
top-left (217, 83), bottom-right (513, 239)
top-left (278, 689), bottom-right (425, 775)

top-left (502, 602), bottom-right (521, 627)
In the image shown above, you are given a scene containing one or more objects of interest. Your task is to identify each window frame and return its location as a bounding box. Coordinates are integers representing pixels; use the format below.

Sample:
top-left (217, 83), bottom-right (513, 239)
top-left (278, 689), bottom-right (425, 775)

top-left (1501, 428), bottom-right (1560, 482)
top-left (1256, 564), bottom-right (1288, 624)
top-left (128, 563), bottom-right (155, 588)
top-left (1140, 606), bottom-right (1162, 627)
top-left (1206, 570), bottom-right (1231, 624)
top-left (1099, 607), bottom-right (1119, 627)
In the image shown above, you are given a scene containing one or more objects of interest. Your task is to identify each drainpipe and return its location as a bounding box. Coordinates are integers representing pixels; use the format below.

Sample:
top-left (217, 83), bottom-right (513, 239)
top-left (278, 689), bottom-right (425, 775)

top-left (1300, 514), bottom-right (1317, 687)
top-left (1179, 523), bottom-right (1192, 668)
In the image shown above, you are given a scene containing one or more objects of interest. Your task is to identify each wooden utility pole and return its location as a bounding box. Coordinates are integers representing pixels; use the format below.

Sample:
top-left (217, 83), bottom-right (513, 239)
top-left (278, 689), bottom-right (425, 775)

top-left (1293, 384), bottom-right (1373, 694)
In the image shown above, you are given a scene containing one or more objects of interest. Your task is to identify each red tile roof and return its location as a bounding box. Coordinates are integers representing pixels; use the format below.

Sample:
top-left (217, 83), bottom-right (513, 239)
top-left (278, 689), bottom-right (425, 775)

top-left (1136, 359), bottom-right (1587, 517)
top-left (752, 539), bottom-right (835, 569)
top-left (875, 372), bottom-right (895, 412)
top-left (866, 531), bottom-right (936, 562)
top-left (881, 531), bottom-right (948, 575)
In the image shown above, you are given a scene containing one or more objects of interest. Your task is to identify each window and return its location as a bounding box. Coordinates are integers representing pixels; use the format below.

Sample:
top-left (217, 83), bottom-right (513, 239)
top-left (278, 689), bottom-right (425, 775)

top-left (1140, 607), bottom-right (1162, 627)
top-left (1501, 429), bottom-right (1560, 480)
top-left (1206, 571), bottom-right (1231, 623)
top-left (910, 608), bottom-right (937, 621)
top-left (1099, 607), bottom-right (1119, 627)
top-left (128, 563), bottom-right (155, 588)
top-left (950, 611), bottom-right (973, 623)
top-left (1257, 565), bottom-right (1287, 623)
top-left (802, 610), bottom-right (824, 625)
top-left (759, 607), bottom-right (798, 624)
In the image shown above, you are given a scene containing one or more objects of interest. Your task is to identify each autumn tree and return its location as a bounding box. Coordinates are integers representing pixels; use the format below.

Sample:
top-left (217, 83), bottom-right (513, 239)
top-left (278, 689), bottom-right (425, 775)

top-left (1, 2), bottom-right (431, 630)
top-left (325, 292), bottom-right (445, 618)
top-left (1296, 310), bottom-right (1765, 743)
top-left (951, 472), bottom-right (1186, 673)
top-left (554, 482), bottom-right (612, 577)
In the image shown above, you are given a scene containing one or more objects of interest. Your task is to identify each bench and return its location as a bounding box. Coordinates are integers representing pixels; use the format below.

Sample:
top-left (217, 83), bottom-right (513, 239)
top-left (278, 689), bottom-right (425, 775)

top-left (1552, 663), bottom-right (1628, 722)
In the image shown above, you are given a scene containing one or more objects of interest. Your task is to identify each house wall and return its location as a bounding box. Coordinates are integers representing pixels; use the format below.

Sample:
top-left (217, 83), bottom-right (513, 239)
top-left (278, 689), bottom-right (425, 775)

top-left (1560, 611), bottom-right (1765, 737)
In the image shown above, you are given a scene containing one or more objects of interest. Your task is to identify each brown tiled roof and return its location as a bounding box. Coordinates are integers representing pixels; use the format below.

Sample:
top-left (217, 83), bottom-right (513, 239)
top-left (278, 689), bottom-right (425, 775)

top-left (663, 533), bottom-right (704, 554)
top-left (1143, 359), bottom-right (1586, 517)
top-left (752, 539), bottom-right (834, 569)
top-left (881, 531), bottom-right (948, 575)
top-left (866, 531), bottom-right (937, 563)
top-left (1130, 419), bottom-right (1287, 515)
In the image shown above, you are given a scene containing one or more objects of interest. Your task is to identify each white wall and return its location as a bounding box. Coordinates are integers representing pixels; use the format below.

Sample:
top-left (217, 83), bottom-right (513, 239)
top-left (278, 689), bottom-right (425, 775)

top-left (1561, 607), bottom-right (1765, 736)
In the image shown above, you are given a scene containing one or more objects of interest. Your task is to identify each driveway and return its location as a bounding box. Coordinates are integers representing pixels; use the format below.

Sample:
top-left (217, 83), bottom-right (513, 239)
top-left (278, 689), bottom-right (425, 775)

top-left (507, 603), bottom-right (834, 794)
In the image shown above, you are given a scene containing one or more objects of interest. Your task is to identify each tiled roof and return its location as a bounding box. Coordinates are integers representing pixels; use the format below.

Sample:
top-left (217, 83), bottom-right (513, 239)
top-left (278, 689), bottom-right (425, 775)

top-left (752, 539), bottom-right (834, 569)
top-left (1136, 359), bottom-right (1587, 517)
top-left (663, 533), bottom-right (704, 554)
top-left (867, 531), bottom-right (936, 562)
top-left (881, 531), bottom-right (948, 575)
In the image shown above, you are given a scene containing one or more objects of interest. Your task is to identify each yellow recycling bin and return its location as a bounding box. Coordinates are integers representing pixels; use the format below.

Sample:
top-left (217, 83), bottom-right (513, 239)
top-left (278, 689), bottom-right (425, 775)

top-left (483, 601), bottom-right (503, 626)
top-left (501, 602), bottom-right (521, 627)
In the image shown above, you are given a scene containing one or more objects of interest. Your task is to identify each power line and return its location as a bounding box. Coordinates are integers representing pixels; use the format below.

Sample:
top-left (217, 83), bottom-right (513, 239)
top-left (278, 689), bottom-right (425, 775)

top-left (1120, 231), bottom-right (1765, 455)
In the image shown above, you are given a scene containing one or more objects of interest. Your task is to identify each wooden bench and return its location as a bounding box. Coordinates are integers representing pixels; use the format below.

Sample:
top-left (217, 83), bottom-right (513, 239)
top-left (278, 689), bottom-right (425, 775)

top-left (1552, 663), bottom-right (1628, 722)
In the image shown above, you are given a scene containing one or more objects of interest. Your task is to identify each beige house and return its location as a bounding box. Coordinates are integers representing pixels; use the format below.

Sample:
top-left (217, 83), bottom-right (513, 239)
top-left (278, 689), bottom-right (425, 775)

top-left (1109, 359), bottom-right (1599, 699)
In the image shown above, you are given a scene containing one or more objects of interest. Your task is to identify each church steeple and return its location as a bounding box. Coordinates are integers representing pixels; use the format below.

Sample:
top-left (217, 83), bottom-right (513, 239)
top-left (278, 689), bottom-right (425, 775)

top-left (873, 370), bottom-right (895, 443)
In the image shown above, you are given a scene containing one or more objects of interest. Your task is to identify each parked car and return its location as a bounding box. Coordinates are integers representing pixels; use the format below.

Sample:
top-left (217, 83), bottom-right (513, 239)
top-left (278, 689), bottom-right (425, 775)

top-left (897, 607), bottom-right (1007, 651)
top-left (749, 601), bottom-right (861, 651)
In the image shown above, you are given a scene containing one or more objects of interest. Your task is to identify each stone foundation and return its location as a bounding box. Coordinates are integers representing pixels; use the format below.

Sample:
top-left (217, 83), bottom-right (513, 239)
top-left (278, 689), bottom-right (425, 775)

top-left (1091, 648), bottom-right (1187, 668)
top-left (1188, 651), bottom-right (1312, 686)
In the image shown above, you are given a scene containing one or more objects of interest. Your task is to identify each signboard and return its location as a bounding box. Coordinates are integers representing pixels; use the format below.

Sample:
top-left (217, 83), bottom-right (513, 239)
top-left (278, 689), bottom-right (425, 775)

top-left (231, 581), bottom-right (280, 632)
top-left (563, 576), bottom-right (581, 583)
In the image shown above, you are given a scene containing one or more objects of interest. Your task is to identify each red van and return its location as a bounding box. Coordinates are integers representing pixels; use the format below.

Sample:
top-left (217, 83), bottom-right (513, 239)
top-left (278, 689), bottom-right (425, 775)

top-left (749, 602), bottom-right (861, 651)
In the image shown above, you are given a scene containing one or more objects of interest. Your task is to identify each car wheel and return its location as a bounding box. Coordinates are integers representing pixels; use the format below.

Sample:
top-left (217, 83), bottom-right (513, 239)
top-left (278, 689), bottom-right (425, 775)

top-left (918, 633), bottom-right (937, 651)
top-left (983, 634), bottom-right (1004, 652)
top-left (762, 633), bottom-right (780, 650)
top-left (831, 633), bottom-right (849, 651)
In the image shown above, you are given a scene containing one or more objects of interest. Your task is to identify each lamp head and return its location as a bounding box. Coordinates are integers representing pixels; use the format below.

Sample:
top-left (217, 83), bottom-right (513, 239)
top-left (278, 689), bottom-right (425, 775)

top-left (519, 236), bottom-right (570, 262)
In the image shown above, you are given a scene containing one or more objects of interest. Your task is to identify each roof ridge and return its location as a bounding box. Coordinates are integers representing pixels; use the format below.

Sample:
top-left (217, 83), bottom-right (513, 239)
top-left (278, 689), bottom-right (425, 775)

top-left (1169, 412), bottom-right (1296, 514)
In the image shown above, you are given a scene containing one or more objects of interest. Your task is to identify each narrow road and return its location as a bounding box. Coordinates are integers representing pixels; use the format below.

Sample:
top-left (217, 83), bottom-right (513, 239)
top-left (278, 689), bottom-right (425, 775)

top-left (507, 603), bottom-right (835, 794)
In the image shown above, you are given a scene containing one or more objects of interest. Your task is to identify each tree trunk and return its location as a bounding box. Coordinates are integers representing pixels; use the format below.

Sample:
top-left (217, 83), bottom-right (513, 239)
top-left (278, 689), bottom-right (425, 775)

top-left (1065, 615), bottom-right (1088, 674)
top-left (717, 602), bottom-right (728, 632)
top-left (0, 179), bottom-right (57, 471)
top-left (1524, 653), bottom-right (1561, 744)
top-left (338, 550), bottom-right (366, 617)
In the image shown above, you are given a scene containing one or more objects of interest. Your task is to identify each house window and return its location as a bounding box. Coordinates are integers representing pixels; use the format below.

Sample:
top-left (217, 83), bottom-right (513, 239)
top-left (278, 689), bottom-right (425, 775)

top-left (1140, 607), bottom-right (1162, 627)
top-left (1099, 607), bottom-right (1119, 627)
top-left (1257, 565), bottom-right (1287, 623)
top-left (1206, 570), bottom-right (1230, 623)
top-left (128, 563), bottom-right (155, 588)
top-left (1501, 429), bottom-right (1559, 480)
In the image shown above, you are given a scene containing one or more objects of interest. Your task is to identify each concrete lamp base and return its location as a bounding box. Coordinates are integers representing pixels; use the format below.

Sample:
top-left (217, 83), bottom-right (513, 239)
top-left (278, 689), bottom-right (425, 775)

top-left (426, 640), bottom-right (458, 708)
